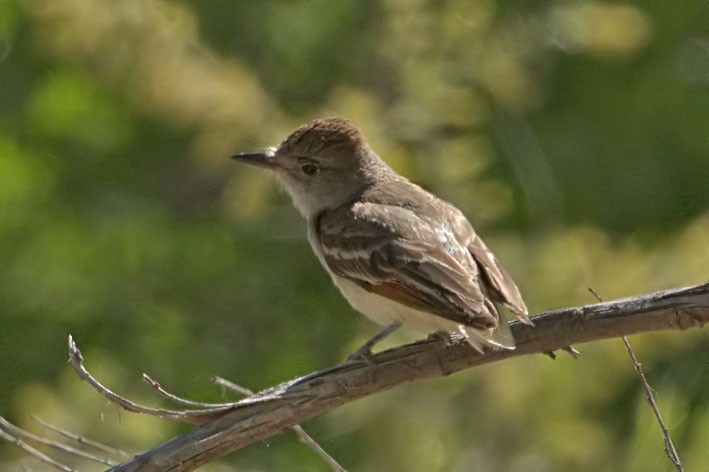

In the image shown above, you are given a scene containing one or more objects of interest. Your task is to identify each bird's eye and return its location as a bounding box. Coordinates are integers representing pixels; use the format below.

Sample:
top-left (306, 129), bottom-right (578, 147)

top-left (301, 162), bottom-right (319, 176)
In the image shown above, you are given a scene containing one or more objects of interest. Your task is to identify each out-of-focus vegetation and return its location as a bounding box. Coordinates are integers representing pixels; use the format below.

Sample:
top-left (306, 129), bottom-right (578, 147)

top-left (1, 0), bottom-right (707, 470)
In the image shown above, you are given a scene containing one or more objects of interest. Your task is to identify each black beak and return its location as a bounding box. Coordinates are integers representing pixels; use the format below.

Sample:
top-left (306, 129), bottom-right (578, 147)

top-left (230, 151), bottom-right (275, 168)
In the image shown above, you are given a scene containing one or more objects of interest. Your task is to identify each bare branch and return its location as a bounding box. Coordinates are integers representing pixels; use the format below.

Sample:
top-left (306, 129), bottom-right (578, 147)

top-left (98, 283), bottom-right (707, 472)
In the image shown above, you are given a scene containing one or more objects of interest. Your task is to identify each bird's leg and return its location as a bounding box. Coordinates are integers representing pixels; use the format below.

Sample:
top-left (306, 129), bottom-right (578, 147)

top-left (346, 323), bottom-right (401, 364)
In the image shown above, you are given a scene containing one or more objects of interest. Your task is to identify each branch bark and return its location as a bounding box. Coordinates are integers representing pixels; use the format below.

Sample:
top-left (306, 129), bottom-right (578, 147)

top-left (110, 283), bottom-right (709, 472)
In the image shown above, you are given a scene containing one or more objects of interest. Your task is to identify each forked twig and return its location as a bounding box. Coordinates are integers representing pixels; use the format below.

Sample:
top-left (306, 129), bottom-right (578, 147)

top-left (588, 288), bottom-right (684, 472)
top-left (67, 335), bottom-right (234, 425)
top-left (67, 336), bottom-right (346, 471)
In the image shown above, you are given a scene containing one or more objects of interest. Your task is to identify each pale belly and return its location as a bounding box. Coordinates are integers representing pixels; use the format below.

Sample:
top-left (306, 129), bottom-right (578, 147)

top-left (333, 274), bottom-right (457, 332)
top-left (332, 274), bottom-right (508, 351)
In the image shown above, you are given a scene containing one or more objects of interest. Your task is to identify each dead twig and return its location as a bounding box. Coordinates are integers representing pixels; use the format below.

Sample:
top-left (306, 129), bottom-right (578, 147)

top-left (70, 352), bottom-right (347, 471)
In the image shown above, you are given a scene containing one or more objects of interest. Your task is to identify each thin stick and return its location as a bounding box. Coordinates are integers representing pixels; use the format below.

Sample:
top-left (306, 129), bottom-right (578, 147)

top-left (212, 376), bottom-right (253, 396)
top-left (212, 376), bottom-right (347, 472)
top-left (588, 288), bottom-right (684, 472)
top-left (0, 423), bottom-right (75, 472)
top-left (32, 415), bottom-right (132, 459)
top-left (621, 336), bottom-right (684, 471)
top-left (288, 425), bottom-right (347, 472)
top-left (0, 416), bottom-right (116, 466)
top-left (142, 374), bottom-right (236, 409)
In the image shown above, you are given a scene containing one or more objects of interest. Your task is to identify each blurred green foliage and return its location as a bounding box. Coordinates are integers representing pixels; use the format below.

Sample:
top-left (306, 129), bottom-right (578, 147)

top-left (1, 0), bottom-right (708, 470)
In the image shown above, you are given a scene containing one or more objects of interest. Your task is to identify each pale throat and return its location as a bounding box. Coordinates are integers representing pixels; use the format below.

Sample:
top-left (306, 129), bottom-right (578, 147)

top-left (276, 176), bottom-right (325, 218)
top-left (277, 171), bottom-right (373, 220)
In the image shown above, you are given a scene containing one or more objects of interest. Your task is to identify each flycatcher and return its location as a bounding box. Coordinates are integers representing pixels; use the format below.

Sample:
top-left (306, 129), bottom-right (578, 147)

top-left (232, 117), bottom-right (532, 354)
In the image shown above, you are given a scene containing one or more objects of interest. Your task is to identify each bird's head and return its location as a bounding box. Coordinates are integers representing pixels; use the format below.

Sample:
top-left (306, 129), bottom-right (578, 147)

top-left (232, 118), bottom-right (386, 217)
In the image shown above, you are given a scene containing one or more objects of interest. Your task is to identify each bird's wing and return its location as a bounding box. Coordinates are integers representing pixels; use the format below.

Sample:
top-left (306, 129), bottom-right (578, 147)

top-left (448, 210), bottom-right (531, 324)
top-left (316, 202), bottom-right (498, 331)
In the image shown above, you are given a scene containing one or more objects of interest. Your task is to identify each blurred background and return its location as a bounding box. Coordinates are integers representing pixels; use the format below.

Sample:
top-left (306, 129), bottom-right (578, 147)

top-left (1, 0), bottom-right (708, 470)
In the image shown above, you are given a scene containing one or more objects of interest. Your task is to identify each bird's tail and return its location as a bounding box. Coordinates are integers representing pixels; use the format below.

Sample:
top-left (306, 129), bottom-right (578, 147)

top-left (459, 299), bottom-right (516, 352)
top-left (460, 320), bottom-right (515, 353)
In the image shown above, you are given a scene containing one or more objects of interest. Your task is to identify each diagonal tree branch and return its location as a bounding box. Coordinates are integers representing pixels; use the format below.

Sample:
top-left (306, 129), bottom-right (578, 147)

top-left (106, 283), bottom-right (708, 472)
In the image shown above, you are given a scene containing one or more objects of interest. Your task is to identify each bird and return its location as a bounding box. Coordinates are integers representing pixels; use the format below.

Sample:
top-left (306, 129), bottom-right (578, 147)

top-left (231, 117), bottom-right (532, 356)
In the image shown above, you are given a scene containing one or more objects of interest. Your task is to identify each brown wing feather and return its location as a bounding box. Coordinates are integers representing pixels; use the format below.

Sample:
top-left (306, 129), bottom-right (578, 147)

top-left (317, 202), bottom-right (498, 330)
top-left (448, 210), bottom-right (531, 324)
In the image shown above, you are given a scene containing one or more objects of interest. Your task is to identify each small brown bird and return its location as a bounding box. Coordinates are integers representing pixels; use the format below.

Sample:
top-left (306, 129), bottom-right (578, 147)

top-left (232, 117), bottom-right (532, 354)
